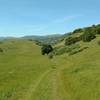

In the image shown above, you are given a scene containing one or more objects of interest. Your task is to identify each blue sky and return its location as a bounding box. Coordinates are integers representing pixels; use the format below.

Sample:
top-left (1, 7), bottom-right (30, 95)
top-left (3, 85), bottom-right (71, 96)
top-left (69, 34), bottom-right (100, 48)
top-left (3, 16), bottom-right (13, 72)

top-left (0, 0), bottom-right (100, 37)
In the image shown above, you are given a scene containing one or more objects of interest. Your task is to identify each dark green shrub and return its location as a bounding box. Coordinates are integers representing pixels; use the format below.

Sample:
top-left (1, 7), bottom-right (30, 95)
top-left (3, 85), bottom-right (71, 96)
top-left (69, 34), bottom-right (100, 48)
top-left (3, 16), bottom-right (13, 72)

top-left (54, 44), bottom-right (81, 55)
top-left (73, 28), bottom-right (83, 33)
top-left (95, 27), bottom-right (100, 35)
top-left (41, 44), bottom-right (53, 55)
top-left (81, 30), bottom-right (96, 42)
top-left (65, 37), bottom-right (80, 46)
top-left (97, 41), bottom-right (100, 45)
top-left (35, 40), bottom-right (43, 46)
top-left (28, 39), bottom-right (33, 41)
top-left (0, 41), bottom-right (3, 44)
top-left (54, 47), bottom-right (67, 55)
top-left (69, 46), bottom-right (88, 55)
top-left (0, 48), bottom-right (3, 52)
top-left (69, 50), bottom-right (79, 55)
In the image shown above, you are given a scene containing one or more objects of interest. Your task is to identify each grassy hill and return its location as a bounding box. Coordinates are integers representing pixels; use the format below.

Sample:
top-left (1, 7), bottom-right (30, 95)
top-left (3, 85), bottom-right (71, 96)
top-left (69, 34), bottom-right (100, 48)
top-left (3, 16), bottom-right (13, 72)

top-left (0, 25), bottom-right (100, 100)
top-left (0, 39), bottom-right (53, 100)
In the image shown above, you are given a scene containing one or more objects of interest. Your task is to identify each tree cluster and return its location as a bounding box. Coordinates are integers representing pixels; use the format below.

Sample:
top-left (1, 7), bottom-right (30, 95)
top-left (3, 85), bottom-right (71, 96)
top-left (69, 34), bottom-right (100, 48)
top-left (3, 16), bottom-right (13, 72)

top-left (80, 28), bottom-right (96, 42)
top-left (73, 28), bottom-right (83, 33)
top-left (41, 44), bottom-right (53, 55)
top-left (65, 37), bottom-right (80, 46)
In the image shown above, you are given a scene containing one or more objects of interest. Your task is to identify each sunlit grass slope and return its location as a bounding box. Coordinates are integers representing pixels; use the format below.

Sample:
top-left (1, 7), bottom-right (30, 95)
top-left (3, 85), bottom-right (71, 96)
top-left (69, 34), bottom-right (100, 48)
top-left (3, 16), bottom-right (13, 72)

top-left (0, 39), bottom-right (53, 100)
top-left (54, 36), bottom-right (100, 100)
top-left (0, 36), bottom-right (100, 100)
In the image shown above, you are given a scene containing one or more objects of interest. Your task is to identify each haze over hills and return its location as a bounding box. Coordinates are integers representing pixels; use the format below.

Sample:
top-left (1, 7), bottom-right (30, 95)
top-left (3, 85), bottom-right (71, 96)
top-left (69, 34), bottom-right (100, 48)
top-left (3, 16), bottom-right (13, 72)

top-left (0, 34), bottom-right (65, 45)
top-left (1, 24), bottom-right (100, 45)
top-left (21, 34), bottom-right (63, 45)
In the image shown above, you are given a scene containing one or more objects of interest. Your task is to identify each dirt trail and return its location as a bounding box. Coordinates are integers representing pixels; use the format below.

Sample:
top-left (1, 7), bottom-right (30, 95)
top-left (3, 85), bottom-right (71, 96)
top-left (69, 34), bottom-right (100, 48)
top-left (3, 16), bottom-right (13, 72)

top-left (52, 70), bottom-right (60, 100)
top-left (20, 60), bottom-right (64, 100)
top-left (20, 69), bottom-right (51, 100)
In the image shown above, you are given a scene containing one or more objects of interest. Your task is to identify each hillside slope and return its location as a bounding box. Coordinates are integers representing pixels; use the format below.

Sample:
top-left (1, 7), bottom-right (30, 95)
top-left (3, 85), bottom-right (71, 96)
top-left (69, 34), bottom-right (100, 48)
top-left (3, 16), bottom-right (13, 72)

top-left (0, 37), bottom-right (100, 100)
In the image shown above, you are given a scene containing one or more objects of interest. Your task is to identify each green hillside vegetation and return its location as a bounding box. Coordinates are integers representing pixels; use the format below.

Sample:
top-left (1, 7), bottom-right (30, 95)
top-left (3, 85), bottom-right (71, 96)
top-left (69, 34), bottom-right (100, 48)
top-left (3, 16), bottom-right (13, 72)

top-left (0, 24), bottom-right (100, 100)
top-left (53, 24), bottom-right (100, 56)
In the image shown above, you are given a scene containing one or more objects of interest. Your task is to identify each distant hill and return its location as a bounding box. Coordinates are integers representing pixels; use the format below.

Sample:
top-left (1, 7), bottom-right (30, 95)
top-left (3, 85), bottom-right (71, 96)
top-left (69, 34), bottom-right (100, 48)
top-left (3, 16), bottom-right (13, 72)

top-left (0, 34), bottom-right (68, 45)
top-left (0, 37), bottom-right (7, 41)
top-left (22, 34), bottom-right (63, 45)
top-left (22, 24), bottom-right (100, 45)
top-left (0, 37), bottom-right (16, 41)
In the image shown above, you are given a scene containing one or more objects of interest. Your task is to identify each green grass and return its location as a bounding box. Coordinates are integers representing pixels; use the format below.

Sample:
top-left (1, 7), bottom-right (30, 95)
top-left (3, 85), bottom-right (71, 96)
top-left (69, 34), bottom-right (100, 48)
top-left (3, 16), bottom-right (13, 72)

top-left (0, 37), bottom-right (100, 100)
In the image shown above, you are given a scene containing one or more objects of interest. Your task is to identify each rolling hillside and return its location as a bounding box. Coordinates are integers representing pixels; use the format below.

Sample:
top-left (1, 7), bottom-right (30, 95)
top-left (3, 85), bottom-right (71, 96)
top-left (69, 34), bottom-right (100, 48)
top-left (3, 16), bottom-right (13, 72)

top-left (0, 34), bottom-right (100, 100)
top-left (0, 23), bottom-right (100, 100)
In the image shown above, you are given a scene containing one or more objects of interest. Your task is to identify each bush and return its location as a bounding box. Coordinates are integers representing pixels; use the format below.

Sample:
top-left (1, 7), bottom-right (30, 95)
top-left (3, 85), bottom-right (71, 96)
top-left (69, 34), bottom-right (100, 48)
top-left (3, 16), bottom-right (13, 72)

top-left (95, 27), bottom-right (100, 35)
top-left (69, 47), bottom-right (88, 55)
top-left (54, 44), bottom-right (81, 55)
top-left (97, 41), bottom-right (100, 45)
top-left (54, 47), bottom-right (67, 55)
top-left (35, 40), bottom-right (43, 46)
top-left (81, 30), bottom-right (96, 42)
top-left (73, 28), bottom-right (83, 33)
top-left (65, 37), bottom-right (80, 46)
top-left (41, 44), bottom-right (53, 55)
top-left (0, 41), bottom-right (3, 44)
top-left (0, 48), bottom-right (3, 52)
top-left (28, 39), bottom-right (33, 41)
